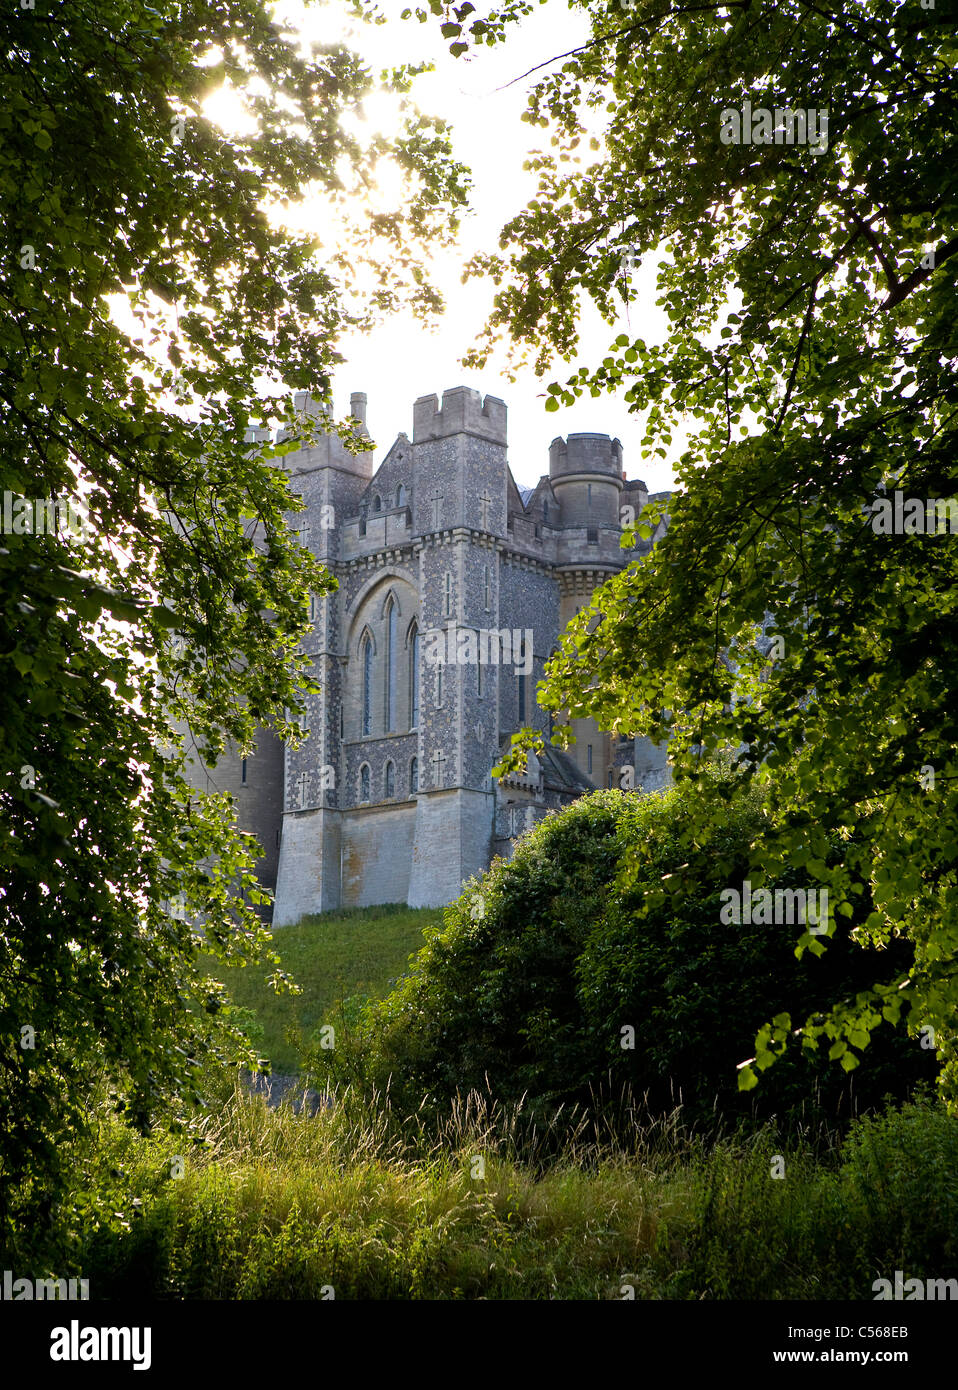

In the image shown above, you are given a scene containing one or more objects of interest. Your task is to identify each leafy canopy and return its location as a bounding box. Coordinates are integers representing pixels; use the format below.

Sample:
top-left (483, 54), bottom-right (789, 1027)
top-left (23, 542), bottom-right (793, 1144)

top-left (0, 0), bottom-right (466, 1232)
top-left (430, 0), bottom-right (958, 1102)
top-left (325, 774), bottom-right (934, 1129)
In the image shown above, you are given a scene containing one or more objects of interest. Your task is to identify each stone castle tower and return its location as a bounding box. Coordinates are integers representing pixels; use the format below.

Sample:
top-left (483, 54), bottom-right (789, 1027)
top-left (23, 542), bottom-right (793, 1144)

top-left (192, 385), bottom-right (670, 923)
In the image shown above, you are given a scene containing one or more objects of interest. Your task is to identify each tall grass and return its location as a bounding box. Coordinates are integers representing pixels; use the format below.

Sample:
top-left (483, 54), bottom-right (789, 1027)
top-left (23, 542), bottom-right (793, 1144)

top-left (8, 1081), bottom-right (957, 1300)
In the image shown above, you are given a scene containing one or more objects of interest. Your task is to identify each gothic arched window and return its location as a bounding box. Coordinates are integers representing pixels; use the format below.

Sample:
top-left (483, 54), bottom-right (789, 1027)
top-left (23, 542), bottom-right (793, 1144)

top-left (359, 763), bottom-right (370, 802)
top-left (444, 572), bottom-right (452, 617)
top-left (410, 756), bottom-right (418, 794)
top-left (361, 632), bottom-right (373, 736)
top-left (372, 494), bottom-right (381, 512)
top-left (396, 483), bottom-right (406, 507)
top-left (410, 622), bottom-right (420, 729)
top-left (385, 761), bottom-right (395, 798)
top-left (385, 597), bottom-right (398, 732)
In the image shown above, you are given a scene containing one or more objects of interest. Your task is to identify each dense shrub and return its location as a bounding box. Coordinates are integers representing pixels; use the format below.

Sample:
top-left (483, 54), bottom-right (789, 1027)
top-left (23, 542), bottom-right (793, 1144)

top-left (668, 1099), bottom-right (958, 1298)
top-left (326, 772), bottom-right (936, 1131)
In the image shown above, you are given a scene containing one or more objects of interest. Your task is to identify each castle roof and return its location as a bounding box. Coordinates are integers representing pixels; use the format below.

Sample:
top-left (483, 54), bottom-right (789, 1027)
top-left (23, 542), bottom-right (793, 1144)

top-left (497, 736), bottom-right (596, 798)
top-left (537, 742), bottom-right (596, 796)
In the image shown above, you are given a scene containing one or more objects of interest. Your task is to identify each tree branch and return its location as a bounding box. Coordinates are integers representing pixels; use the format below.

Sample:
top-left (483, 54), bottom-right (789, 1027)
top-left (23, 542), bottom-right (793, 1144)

top-left (883, 234), bottom-right (958, 310)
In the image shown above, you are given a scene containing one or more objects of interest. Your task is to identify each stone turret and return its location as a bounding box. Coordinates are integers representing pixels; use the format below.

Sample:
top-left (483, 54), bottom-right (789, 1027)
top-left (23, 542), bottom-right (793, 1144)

top-left (406, 386), bottom-right (509, 907)
top-left (548, 432), bottom-right (623, 528)
top-left (271, 390), bottom-right (375, 925)
top-left (547, 433), bottom-right (626, 789)
top-left (275, 390), bottom-right (374, 478)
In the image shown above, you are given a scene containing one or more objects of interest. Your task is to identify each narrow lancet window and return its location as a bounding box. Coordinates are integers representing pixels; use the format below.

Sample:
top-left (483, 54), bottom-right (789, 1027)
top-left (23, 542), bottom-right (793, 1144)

top-left (410, 623), bottom-right (420, 729)
top-left (386, 598), bottom-right (398, 732)
top-left (361, 634), bottom-right (372, 736)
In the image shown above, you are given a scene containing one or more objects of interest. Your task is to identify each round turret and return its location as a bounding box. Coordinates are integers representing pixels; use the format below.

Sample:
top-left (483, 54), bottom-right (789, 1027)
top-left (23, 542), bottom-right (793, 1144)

top-left (548, 433), bottom-right (623, 527)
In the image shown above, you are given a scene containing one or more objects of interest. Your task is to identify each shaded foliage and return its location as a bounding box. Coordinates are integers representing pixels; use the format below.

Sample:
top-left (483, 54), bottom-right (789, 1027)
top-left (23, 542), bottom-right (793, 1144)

top-left (0, 0), bottom-right (465, 1237)
top-left (327, 775), bottom-right (936, 1131)
top-left (426, 0), bottom-right (958, 1100)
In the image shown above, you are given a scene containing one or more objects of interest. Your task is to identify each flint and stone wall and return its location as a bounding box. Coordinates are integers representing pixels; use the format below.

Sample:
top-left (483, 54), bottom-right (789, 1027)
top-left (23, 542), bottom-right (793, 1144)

top-left (185, 387), bottom-right (671, 923)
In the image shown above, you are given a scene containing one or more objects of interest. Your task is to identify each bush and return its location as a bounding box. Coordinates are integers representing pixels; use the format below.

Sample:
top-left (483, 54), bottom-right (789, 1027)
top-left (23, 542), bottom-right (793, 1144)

top-left (326, 770), bottom-right (936, 1132)
top-left (666, 1098), bottom-right (958, 1298)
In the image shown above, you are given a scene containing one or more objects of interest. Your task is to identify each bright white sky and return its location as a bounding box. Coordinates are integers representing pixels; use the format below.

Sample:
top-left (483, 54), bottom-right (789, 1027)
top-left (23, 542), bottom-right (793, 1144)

top-left (269, 0), bottom-right (680, 494)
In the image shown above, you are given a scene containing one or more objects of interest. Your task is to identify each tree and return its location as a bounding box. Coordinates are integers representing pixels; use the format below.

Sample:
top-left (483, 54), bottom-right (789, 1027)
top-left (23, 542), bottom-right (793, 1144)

top-left (427, 0), bottom-right (958, 1100)
top-left (0, 0), bottom-right (466, 1234)
top-left (327, 776), bottom-right (934, 1131)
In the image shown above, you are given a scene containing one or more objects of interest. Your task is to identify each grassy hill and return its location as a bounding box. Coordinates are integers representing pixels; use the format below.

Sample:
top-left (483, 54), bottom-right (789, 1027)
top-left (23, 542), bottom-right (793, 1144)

top-left (210, 903), bottom-right (441, 1072)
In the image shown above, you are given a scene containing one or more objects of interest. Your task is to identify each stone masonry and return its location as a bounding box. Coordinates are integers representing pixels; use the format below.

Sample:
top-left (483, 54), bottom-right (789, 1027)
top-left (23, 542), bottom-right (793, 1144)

top-left (189, 385), bottom-right (671, 922)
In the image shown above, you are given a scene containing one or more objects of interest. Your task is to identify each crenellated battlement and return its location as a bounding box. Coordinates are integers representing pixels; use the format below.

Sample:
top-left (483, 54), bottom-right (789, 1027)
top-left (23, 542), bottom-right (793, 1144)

top-left (255, 389), bottom-right (375, 478)
top-left (549, 433), bottom-right (623, 480)
top-left (413, 386), bottom-right (507, 445)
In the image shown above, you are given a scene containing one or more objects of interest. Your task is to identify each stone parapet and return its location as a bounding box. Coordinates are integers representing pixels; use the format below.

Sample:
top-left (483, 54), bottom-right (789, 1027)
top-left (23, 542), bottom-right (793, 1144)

top-left (413, 386), bottom-right (507, 445)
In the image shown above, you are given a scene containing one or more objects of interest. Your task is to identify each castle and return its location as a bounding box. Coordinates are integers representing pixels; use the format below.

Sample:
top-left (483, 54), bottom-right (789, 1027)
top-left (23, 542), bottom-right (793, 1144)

top-left (188, 385), bottom-right (670, 922)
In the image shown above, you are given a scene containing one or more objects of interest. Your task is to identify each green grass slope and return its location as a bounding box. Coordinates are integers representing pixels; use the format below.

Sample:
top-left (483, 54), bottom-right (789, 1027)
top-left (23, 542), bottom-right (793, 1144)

top-left (211, 903), bottom-right (440, 1072)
